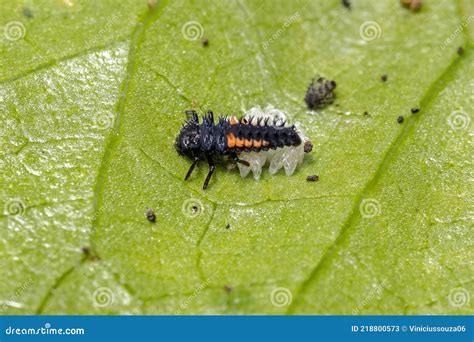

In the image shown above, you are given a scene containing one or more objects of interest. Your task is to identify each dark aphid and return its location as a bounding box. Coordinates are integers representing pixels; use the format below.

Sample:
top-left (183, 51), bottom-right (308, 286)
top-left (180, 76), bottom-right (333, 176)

top-left (397, 115), bottom-right (404, 124)
top-left (364, 111), bottom-right (369, 116)
top-left (457, 47), bottom-right (464, 55)
top-left (341, 0), bottom-right (351, 9)
top-left (381, 74), bottom-right (388, 82)
top-left (146, 208), bottom-right (156, 222)
top-left (225, 223), bottom-right (231, 229)
top-left (175, 110), bottom-right (303, 189)
top-left (410, 107), bottom-right (419, 114)
top-left (224, 285), bottom-right (234, 293)
top-left (306, 175), bottom-right (319, 182)
top-left (305, 77), bottom-right (337, 109)
top-left (201, 37), bottom-right (209, 47)
top-left (304, 140), bottom-right (313, 153)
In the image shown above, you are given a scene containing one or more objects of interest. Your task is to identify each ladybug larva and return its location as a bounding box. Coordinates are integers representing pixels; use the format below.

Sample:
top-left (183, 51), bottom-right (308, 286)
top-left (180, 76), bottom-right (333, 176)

top-left (175, 105), bottom-right (311, 189)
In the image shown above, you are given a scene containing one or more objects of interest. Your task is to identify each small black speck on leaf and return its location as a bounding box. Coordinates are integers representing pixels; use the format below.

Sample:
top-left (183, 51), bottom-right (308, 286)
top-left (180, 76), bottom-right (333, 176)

top-left (410, 108), bottom-right (419, 114)
top-left (341, 0), bottom-right (351, 9)
top-left (22, 7), bottom-right (33, 18)
top-left (146, 208), bottom-right (156, 222)
top-left (201, 37), bottom-right (209, 47)
top-left (364, 111), bottom-right (369, 116)
top-left (304, 140), bottom-right (313, 153)
top-left (457, 47), bottom-right (464, 55)
top-left (224, 285), bottom-right (234, 293)
top-left (306, 175), bottom-right (319, 182)
top-left (397, 115), bottom-right (404, 124)
top-left (304, 77), bottom-right (337, 109)
top-left (81, 246), bottom-right (100, 261)
top-left (381, 74), bottom-right (388, 82)
top-left (225, 223), bottom-right (231, 229)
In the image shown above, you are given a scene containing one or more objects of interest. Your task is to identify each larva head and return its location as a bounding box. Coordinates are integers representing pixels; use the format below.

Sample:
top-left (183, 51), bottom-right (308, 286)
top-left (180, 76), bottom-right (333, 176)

top-left (175, 112), bottom-right (202, 160)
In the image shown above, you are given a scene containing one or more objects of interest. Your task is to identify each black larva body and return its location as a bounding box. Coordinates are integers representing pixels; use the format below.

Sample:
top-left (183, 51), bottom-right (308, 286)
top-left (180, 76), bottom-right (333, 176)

top-left (175, 110), bottom-right (302, 189)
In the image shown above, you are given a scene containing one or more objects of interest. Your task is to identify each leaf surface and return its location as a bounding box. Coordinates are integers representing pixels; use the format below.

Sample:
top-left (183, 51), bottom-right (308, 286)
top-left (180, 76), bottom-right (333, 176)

top-left (1, 0), bottom-right (472, 314)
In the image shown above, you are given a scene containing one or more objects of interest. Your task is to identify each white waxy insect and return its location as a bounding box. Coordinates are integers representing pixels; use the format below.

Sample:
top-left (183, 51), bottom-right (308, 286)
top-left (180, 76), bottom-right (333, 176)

top-left (237, 105), bottom-right (308, 180)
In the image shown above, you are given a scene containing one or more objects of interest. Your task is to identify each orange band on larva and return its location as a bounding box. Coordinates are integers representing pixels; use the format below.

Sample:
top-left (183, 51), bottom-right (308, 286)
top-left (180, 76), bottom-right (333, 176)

top-left (244, 139), bottom-right (252, 148)
top-left (227, 132), bottom-right (236, 148)
top-left (235, 137), bottom-right (244, 148)
top-left (253, 139), bottom-right (262, 148)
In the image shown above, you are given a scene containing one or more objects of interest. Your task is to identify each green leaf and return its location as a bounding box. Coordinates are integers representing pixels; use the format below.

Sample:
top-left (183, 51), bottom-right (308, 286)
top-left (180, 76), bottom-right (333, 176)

top-left (1, 0), bottom-right (472, 314)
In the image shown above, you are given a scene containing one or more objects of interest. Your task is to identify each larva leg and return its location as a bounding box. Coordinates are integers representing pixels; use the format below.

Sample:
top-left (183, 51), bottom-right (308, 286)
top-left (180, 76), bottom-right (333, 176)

top-left (231, 152), bottom-right (250, 167)
top-left (203, 155), bottom-right (216, 189)
top-left (185, 158), bottom-right (199, 181)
